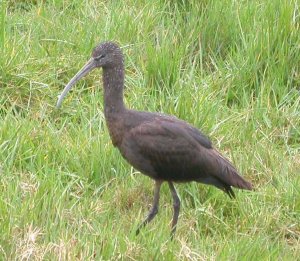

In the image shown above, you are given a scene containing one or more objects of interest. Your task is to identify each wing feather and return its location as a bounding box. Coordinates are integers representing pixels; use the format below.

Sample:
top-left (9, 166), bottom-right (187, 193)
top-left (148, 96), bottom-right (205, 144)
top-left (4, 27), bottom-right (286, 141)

top-left (120, 116), bottom-right (252, 191)
top-left (121, 118), bottom-right (205, 181)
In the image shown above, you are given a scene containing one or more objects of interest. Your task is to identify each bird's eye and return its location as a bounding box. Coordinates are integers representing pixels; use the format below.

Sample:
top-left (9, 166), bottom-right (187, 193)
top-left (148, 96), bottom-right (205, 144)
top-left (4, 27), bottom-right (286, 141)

top-left (94, 54), bottom-right (105, 61)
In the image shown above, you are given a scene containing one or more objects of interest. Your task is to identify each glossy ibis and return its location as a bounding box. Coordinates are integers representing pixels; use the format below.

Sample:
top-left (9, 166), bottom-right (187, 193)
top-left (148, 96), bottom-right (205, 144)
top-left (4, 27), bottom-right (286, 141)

top-left (57, 42), bottom-right (253, 236)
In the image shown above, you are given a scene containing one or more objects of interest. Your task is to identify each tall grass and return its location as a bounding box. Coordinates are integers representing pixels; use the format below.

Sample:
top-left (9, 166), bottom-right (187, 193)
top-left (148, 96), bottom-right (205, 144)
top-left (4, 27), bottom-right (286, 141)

top-left (0, 0), bottom-right (299, 259)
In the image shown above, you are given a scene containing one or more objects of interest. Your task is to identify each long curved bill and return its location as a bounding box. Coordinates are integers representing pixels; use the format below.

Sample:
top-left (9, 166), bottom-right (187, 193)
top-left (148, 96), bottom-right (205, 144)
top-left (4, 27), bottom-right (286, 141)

top-left (56, 58), bottom-right (96, 108)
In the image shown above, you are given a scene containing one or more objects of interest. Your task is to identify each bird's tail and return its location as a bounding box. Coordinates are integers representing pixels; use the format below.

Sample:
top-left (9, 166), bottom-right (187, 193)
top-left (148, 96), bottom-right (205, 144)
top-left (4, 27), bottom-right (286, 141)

top-left (211, 149), bottom-right (253, 193)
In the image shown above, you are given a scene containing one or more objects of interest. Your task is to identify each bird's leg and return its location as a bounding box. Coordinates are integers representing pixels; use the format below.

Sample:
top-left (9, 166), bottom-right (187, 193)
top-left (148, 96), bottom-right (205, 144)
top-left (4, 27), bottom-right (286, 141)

top-left (168, 181), bottom-right (180, 237)
top-left (136, 180), bottom-right (163, 235)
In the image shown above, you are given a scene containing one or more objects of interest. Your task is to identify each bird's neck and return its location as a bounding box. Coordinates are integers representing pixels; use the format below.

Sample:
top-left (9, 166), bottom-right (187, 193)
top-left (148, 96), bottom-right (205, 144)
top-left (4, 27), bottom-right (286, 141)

top-left (102, 65), bottom-right (126, 118)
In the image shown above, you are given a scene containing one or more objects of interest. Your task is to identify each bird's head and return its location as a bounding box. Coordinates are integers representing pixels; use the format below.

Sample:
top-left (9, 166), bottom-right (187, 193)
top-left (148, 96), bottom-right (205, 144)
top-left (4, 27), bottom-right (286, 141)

top-left (92, 41), bottom-right (123, 68)
top-left (56, 41), bottom-right (123, 108)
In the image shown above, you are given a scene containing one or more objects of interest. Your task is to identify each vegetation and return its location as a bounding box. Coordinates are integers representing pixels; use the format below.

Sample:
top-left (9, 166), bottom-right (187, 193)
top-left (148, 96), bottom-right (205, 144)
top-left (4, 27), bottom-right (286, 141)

top-left (0, 0), bottom-right (299, 259)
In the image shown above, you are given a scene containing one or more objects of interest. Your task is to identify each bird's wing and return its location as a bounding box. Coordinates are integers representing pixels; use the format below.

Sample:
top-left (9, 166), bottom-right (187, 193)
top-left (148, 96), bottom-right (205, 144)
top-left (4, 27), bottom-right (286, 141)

top-left (167, 117), bottom-right (252, 190)
top-left (121, 116), bottom-right (252, 191)
top-left (121, 117), bottom-right (213, 181)
top-left (174, 118), bottom-right (212, 149)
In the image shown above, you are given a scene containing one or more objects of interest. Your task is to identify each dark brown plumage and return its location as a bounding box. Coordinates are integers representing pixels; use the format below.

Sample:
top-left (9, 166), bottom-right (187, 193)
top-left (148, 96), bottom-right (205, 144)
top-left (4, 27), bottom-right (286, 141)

top-left (57, 41), bottom-right (253, 236)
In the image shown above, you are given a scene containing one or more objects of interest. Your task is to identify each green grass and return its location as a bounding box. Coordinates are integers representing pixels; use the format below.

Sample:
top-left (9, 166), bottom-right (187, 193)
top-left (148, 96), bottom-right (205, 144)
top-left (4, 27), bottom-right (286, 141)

top-left (1, 0), bottom-right (299, 259)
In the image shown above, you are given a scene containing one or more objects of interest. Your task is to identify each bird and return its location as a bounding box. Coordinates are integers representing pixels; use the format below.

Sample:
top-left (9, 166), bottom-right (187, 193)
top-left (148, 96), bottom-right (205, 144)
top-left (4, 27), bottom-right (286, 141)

top-left (57, 41), bottom-right (253, 237)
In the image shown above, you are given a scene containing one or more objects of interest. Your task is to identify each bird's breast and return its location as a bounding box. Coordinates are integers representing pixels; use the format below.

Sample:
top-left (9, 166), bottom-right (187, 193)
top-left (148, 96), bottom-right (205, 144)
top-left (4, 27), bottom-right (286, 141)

top-left (106, 123), bottom-right (123, 147)
top-left (104, 113), bottom-right (125, 147)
